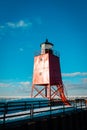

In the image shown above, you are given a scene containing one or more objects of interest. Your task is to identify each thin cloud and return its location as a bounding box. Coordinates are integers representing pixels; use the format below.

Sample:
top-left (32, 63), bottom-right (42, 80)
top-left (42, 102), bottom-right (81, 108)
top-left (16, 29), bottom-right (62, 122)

top-left (16, 81), bottom-right (31, 93)
top-left (0, 20), bottom-right (32, 31)
top-left (0, 81), bottom-right (31, 97)
top-left (64, 82), bottom-right (87, 92)
top-left (0, 81), bottom-right (31, 88)
top-left (7, 22), bottom-right (16, 28)
top-left (0, 81), bottom-right (31, 94)
top-left (0, 82), bottom-right (13, 88)
top-left (20, 81), bottom-right (31, 86)
top-left (19, 48), bottom-right (24, 52)
top-left (6, 20), bottom-right (32, 28)
top-left (0, 81), bottom-right (31, 87)
top-left (62, 72), bottom-right (87, 77)
top-left (63, 77), bottom-right (87, 90)
top-left (81, 78), bottom-right (87, 84)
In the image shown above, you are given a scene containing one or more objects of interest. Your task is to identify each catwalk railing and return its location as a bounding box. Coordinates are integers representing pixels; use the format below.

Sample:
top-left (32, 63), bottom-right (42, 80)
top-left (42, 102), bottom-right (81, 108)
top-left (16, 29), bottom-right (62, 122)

top-left (0, 99), bottom-right (87, 127)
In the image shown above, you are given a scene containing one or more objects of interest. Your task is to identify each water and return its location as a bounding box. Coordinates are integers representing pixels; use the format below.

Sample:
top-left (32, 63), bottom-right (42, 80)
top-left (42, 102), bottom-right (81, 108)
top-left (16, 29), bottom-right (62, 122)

top-left (0, 97), bottom-right (48, 103)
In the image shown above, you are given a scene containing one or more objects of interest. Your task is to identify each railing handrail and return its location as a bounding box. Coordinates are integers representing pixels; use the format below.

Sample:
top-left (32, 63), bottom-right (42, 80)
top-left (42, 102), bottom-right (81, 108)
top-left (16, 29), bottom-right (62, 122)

top-left (0, 99), bottom-right (87, 127)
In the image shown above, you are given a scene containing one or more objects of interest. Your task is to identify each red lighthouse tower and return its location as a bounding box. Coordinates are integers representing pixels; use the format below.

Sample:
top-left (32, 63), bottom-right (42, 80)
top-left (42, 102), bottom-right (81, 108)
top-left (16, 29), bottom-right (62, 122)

top-left (31, 39), bottom-right (70, 105)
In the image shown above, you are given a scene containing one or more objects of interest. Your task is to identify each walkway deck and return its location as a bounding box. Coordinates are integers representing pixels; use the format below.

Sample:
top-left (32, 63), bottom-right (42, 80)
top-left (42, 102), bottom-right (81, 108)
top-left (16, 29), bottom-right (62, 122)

top-left (0, 99), bottom-right (87, 129)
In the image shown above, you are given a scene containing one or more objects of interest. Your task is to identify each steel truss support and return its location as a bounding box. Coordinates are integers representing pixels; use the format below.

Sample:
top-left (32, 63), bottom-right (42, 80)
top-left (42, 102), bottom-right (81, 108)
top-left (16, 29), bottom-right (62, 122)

top-left (31, 84), bottom-right (70, 105)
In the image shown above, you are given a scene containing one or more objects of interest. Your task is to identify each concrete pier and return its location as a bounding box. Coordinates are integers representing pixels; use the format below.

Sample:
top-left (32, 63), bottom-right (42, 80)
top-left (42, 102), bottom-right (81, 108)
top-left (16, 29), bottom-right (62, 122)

top-left (0, 99), bottom-right (87, 130)
top-left (2, 109), bottom-right (86, 130)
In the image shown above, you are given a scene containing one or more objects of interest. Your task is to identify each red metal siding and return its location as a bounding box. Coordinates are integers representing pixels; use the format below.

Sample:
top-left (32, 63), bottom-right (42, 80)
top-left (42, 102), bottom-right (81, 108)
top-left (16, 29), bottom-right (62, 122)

top-left (33, 53), bottom-right (62, 85)
top-left (33, 54), bottom-right (49, 85)
top-left (49, 54), bottom-right (62, 85)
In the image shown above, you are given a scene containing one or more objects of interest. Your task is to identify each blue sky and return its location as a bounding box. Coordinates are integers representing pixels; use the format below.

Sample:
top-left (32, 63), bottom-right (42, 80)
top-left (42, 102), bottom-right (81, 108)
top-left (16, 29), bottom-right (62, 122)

top-left (0, 0), bottom-right (87, 97)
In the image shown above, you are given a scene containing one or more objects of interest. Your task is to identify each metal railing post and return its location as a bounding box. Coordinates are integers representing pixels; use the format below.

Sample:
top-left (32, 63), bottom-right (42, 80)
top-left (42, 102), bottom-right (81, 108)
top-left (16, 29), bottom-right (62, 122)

top-left (3, 103), bottom-right (8, 126)
top-left (81, 100), bottom-right (82, 110)
top-left (63, 103), bottom-right (65, 114)
top-left (39, 101), bottom-right (40, 108)
top-left (24, 101), bottom-right (27, 110)
top-left (75, 100), bottom-right (77, 111)
top-left (50, 100), bottom-right (52, 116)
top-left (30, 104), bottom-right (34, 119)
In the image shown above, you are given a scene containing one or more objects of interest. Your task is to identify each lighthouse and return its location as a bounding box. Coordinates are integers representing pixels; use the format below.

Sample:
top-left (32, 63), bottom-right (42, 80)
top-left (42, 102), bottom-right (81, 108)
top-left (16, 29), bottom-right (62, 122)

top-left (31, 39), bottom-right (70, 105)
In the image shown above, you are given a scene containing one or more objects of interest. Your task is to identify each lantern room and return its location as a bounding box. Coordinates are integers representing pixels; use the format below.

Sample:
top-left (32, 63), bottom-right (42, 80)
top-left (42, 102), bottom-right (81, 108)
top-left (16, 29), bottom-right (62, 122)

top-left (40, 39), bottom-right (54, 54)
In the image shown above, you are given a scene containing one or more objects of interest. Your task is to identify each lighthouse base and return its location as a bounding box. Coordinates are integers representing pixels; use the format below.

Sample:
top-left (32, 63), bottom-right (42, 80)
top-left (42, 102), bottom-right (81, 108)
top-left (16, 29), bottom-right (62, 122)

top-left (31, 84), bottom-right (70, 105)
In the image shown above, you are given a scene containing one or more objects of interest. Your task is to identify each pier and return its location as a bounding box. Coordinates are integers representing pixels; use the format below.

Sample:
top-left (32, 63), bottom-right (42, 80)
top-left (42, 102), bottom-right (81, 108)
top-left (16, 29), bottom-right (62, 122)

top-left (0, 99), bottom-right (87, 130)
